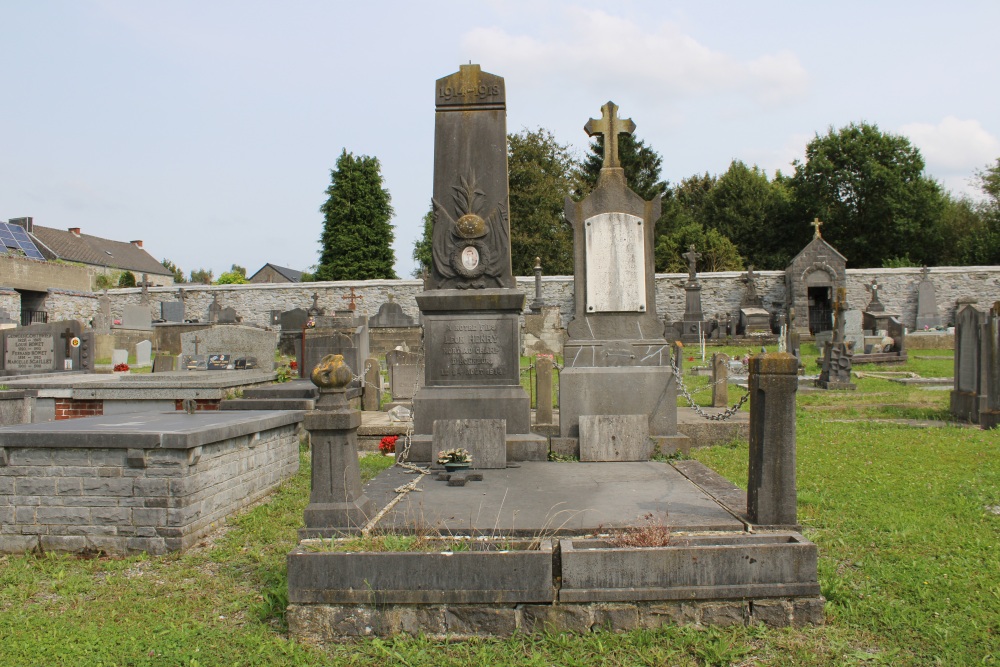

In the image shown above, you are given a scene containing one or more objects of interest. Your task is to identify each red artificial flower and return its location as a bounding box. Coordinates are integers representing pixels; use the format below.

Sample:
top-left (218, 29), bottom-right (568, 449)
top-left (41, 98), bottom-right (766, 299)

top-left (379, 435), bottom-right (398, 454)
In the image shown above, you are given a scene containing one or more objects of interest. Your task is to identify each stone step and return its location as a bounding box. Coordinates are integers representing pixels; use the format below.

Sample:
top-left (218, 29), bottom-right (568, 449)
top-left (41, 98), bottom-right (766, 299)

top-left (220, 398), bottom-right (314, 411)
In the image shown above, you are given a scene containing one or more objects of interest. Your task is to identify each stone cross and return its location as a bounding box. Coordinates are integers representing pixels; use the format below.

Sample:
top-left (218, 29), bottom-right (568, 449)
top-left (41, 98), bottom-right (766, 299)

top-left (584, 101), bottom-right (636, 170)
top-left (60, 327), bottom-right (75, 357)
top-left (308, 292), bottom-right (324, 316)
top-left (682, 245), bottom-right (701, 281)
top-left (139, 274), bottom-right (150, 304)
top-left (741, 264), bottom-right (760, 305)
top-left (810, 217), bottom-right (823, 239)
top-left (192, 334), bottom-right (202, 355)
top-left (832, 287), bottom-right (847, 342)
top-left (342, 287), bottom-right (363, 311)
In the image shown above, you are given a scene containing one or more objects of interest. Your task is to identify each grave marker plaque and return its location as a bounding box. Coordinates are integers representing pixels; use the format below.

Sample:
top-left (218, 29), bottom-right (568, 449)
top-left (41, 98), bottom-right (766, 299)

top-left (4, 334), bottom-right (55, 371)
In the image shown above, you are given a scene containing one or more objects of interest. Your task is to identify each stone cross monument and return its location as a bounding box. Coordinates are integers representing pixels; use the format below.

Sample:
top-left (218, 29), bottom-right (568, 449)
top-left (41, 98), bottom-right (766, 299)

top-left (409, 64), bottom-right (544, 463)
top-left (558, 100), bottom-right (681, 455)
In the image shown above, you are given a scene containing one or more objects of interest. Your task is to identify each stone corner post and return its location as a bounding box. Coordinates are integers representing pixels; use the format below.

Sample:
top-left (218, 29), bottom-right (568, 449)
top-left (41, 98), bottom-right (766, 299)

top-left (301, 354), bottom-right (373, 535)
top-left (747, 352), bottom-right (799, 528)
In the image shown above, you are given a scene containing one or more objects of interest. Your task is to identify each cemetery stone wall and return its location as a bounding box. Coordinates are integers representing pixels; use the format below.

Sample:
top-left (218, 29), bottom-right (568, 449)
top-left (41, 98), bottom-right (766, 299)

top-left (62, 266), bottom-right (1000, 336)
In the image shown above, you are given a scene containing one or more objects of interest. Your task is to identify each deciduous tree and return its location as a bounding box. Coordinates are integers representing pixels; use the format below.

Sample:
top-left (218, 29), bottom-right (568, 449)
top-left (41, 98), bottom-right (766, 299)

top-left (508, 128), bottom-right (577, 275)
top-left (790, 122), bottom-right (945, 267)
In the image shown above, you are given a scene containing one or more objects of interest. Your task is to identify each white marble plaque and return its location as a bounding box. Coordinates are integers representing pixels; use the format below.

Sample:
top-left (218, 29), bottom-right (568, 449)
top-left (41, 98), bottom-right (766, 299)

top-left (584, 212), bottom-right (645, 313)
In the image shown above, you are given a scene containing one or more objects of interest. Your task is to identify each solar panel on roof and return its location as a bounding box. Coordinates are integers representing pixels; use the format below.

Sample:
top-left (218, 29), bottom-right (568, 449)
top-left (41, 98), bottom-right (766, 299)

top-left (0, 222), bottom-right (45, 260)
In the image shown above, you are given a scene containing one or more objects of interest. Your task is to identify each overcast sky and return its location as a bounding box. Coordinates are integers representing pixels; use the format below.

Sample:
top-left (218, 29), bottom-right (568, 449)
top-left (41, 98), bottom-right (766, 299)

top-left (3, 1), bottom-right (998, 280)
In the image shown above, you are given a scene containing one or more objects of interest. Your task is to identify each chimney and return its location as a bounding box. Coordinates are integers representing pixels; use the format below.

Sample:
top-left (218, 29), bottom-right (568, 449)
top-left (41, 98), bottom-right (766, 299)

top-left (130, 240), bottom-right (143, 248)
top-left (68, 227), bottom-right (81, 236)
top-left (9, 217), bottom-right (33, 233)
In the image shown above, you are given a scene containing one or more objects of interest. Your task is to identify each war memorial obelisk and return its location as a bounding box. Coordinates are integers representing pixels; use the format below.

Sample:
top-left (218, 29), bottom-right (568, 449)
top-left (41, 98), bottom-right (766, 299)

top-left (409, 64), bottom-right (546, 461)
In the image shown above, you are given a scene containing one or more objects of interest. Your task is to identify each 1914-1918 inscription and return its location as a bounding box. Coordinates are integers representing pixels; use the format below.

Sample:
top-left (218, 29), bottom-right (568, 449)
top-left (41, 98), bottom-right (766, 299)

top-left (5, 334), bottom-right (55, 371)
top-left (425, 317), bottom-right (517, 384)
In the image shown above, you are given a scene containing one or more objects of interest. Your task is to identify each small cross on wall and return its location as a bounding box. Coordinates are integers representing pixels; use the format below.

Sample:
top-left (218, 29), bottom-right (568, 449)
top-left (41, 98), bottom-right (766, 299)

top-left (342, 287), bottom-right (364, 311)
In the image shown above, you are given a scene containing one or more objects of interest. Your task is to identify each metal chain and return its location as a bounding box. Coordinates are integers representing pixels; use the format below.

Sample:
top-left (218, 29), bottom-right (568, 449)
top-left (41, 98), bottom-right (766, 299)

top-left (671, 358), bottom-right (749, 421)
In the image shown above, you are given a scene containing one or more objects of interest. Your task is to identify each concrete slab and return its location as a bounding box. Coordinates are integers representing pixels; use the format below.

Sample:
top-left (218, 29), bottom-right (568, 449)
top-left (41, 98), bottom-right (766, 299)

top-left (0, 409), bottom-right (303, 449)
top-left (365, 461), bottom-right (744, 536)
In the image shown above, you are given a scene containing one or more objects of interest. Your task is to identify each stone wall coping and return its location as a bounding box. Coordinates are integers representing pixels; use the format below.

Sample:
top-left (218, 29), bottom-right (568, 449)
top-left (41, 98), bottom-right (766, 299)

top-left (2, 370), bottom-right (276, 392)
top-left (0, 409), bottom-right (303, 450)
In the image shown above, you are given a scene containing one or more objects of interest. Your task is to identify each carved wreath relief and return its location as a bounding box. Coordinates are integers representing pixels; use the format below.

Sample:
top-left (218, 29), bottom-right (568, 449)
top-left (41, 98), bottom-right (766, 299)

top-left (432, 173), bottom-right (509, 289)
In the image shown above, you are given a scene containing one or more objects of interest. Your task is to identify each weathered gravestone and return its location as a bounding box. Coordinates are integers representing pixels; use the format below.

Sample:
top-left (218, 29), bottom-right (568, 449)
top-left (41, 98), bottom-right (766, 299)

top-left (207, 295), bottom-right (223, 323)
top-left (135, 340), bottom-right (152, 367)
top-left (362, 357), bottom-right (381, 411)
top-left (535, 354), bottom-right (554, 426)
top-left (677, 245), bottom-right (707, 343)
top-left (368, 297), bottom-right (416, 328)
top-left (409, 64), bottom-right (544, 462)
top-left (160, 300), bottom-right (185, 323)
top-left (386, 349), bottom-right (423, 403)
top-left (180, 326), bottom-right (277, 372)
top-left (951, 300), bottom-right (983, 422)
top-left (579, 414), bottom-right (651, 462)
top-left (712, 353), bottom-right (730, 408)
top-left (0, 321), bottom-right (93, 374)
top-left (915, 266), bottom-right (941, 330)
top-left (112, 349), bottom-right (128, 368)
top-left (278, 308), bottom-right (309, 356)
top-left (979, 303), bottom-right (1000, 430)
top-left (843, 309), bottom-right (864, 353)
top-left (558, 101), bottom-right (679, 455)
top-left (152, 355), bottom-right (175, 373)
top-left (93, 291), bottom-right (112, 331)
top-left (121, 304), bottom-right (152, 330)
top-left (218, 307), bottom-right (239, 324)
top-left (433, 418), bottom-right (506, 469)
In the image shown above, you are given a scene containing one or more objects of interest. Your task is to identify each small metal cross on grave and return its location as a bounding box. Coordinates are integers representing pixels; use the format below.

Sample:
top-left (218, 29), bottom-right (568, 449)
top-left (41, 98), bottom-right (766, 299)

top-left (811, 217), bottom-right (823, 239)
top-left (60, 327), bottom-right (75, 357)
top-left (192, 334), bottom-right (202, 355)
top-left (342, 287), bottom-right (363, 311)
top-left (584, 101), bottom-right (636, 170)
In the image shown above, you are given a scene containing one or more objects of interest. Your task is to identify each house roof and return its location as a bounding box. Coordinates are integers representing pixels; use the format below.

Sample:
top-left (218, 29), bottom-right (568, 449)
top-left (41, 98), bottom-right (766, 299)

top-left (29, 225), bottom-right (171, 276)
top-left (249, 263), bottom-right (302, 282)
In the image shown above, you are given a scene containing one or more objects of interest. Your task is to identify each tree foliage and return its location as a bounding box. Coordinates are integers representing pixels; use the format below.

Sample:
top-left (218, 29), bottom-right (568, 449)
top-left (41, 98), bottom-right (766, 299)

top-left (411, 203), bottom-right (434, 278)
top-left (189, 268), bottom-right (214, 285)
top-left (161, 259), bottom-right (186, 283)
top-left (791, 122), bottom-right (945, 268)
top-left (508, 128), bottom-right (578, 275)
top-left (216, 264), bottom-right (247, 285)
top-left (576, 133), bottom-right (669, 202)
top-left (117, 271), bottom-right (136, 288)
top-left (317, 149), bottom-right (396, 281)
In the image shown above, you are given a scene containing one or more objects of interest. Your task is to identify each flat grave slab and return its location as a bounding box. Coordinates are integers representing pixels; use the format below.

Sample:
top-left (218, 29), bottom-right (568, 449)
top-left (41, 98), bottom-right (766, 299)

top-left (365, 461), bottom-right (744, 535)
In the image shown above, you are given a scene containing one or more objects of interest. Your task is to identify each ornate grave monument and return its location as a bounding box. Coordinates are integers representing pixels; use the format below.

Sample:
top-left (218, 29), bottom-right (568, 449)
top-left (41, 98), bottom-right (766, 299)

top-left (785, 218), bottom-right (847, 337)
top-left (678, 245), bottom-right (707, 343)
top-left (409, 64), bottom-right (545, 461)
top-left (815, 288), bottom-right (856, 390)
top-left (557, 101), bottom-right (681, 457)
top-left (738, 265), bottom-right (770, 334)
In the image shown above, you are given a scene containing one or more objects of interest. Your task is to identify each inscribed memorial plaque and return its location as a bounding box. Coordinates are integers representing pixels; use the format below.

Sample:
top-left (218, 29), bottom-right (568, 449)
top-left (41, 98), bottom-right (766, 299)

top-left (5, 334), bottom-right (55, 371)
top-left (424, 315), bottom-right (518, 386)
top-left (584, 212), bottom-right (645, 313)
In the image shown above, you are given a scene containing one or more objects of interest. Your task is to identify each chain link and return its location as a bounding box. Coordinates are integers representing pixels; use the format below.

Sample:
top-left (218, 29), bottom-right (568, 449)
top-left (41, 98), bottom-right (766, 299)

top-left (671, 358), bottom-right (749, 421)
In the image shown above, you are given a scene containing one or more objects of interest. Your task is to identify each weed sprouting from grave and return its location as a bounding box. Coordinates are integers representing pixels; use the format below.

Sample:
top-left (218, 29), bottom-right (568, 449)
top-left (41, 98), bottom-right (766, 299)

top-left (605, 512), bottom-right (671, 548)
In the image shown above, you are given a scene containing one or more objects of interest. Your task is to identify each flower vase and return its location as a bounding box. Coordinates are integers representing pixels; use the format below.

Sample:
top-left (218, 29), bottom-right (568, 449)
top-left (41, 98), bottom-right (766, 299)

top-left (443, 462), bottom-right (471, 473)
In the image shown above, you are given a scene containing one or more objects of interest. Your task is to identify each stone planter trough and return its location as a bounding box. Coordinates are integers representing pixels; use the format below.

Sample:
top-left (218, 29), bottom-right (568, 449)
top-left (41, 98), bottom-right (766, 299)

top-left (559, 532), bottom-right (819, 603)
top-left (288, 538), bottom-right (555, 604)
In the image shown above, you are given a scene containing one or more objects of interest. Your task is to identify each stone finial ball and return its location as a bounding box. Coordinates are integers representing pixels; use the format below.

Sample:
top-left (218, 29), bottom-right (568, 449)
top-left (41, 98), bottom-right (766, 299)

top-left (310, 354), bottom-right (353, 389)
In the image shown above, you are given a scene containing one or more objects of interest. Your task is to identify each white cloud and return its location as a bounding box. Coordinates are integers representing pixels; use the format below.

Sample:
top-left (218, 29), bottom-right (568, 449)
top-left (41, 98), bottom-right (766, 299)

top-left (900, 116), bottom-right (1000, 172)
top-left (461, 8), bottom-right (808, 107)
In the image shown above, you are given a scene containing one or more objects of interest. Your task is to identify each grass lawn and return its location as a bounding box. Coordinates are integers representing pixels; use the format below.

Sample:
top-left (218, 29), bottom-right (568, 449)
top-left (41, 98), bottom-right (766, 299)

top-left (2, 347), bottom-right (998, 665)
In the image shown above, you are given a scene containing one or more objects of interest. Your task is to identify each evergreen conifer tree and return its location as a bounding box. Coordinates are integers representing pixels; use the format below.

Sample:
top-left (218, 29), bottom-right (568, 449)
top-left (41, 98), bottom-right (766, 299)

top-left (317, 149), bottom-right (396, 280)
